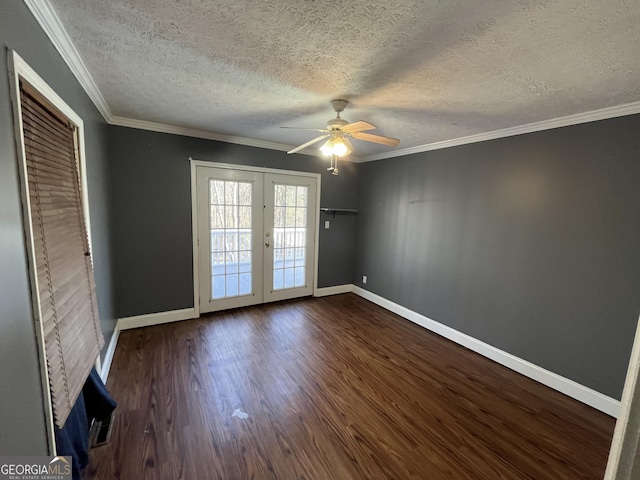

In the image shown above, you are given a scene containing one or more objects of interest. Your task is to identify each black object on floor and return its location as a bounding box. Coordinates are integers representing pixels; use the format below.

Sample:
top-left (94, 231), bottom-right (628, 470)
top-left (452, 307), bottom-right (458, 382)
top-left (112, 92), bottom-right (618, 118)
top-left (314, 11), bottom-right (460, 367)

top-left (91, 409), bottom-right (115, 447)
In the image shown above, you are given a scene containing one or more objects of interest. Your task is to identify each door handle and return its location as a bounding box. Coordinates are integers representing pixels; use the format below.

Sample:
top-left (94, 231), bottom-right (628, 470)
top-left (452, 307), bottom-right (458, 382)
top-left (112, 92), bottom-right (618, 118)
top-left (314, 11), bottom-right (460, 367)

top-left (265, 241), bottom-right (271, 247)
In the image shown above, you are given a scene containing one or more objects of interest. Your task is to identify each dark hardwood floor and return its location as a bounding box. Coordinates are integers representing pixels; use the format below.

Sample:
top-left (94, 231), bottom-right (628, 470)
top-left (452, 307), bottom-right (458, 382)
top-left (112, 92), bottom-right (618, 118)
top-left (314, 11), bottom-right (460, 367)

top-left (85, 294), bottom-right (615, 479)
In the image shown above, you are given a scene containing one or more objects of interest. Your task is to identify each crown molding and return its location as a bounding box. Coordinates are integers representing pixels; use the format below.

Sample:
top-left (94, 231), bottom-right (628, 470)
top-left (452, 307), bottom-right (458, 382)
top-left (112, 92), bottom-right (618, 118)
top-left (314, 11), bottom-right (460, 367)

top-left (112, 115), bottom-right (362, 160)
top-left (112, 99), bottom-right (640, 161)
top-left (110, 116), bottom-right (314, 155)
top-left (24, 0), bottom-right (640, 161)
top-left (357, 100), bottom-right (640, 162)
top-left (23, 0), bottom-right (113, 122)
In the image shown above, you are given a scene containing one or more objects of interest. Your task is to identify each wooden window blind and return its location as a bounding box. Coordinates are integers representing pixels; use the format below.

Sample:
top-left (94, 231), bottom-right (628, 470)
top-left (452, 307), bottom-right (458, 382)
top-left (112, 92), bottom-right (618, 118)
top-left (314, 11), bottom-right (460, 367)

top-left (20, 80), bottom-right (104, 428)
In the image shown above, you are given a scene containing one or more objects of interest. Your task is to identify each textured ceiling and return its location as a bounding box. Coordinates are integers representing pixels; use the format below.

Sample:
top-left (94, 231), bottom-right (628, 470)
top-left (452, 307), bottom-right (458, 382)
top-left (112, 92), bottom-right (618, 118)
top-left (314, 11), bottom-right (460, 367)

top-left (46, 0), bottom-right (640, 158)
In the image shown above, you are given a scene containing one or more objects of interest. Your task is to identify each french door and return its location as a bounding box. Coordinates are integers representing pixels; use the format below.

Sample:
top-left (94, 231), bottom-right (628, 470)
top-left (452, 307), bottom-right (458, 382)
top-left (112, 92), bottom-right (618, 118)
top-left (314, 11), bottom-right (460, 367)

top-left (195, 165), bottom-right (318, 313)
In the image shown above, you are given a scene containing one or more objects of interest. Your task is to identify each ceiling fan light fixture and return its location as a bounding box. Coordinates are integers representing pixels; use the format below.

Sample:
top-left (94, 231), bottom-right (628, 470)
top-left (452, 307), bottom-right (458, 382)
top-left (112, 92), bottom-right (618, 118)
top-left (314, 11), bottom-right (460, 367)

top-left (319, 139), bottom-right (333, 156)
top-left (320, 136), bottom-right (351, 157)
top-left (283, 99), bottom-right (399, 160)
top-left (333, 137), bottom-right (350, 157)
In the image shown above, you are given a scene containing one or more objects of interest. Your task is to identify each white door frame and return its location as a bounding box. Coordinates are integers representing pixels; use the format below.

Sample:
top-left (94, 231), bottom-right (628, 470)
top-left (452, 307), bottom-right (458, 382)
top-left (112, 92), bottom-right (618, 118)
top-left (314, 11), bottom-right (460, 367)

top-left (190, 159), bottom-right (321, 317)
top-left (605, 314), bottom-right (640, 479)
top-left (7, 51), bottom-right (94, 454)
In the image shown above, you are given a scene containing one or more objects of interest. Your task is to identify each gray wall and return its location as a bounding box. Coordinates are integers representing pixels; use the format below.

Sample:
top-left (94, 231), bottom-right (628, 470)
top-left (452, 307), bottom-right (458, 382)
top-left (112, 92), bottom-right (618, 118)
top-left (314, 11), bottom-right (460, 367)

top-left (355, 115), bottom-right (640, 399)
top-left (0, 0), bottom-right (116, 454)
top-left (108, 126), bottom-right (358, 318)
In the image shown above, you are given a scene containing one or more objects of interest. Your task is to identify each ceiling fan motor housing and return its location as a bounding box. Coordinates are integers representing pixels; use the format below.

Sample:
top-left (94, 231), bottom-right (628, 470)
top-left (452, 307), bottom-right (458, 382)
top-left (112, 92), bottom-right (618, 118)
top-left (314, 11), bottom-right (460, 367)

top-left (327, 118), bottom-right (349, 131)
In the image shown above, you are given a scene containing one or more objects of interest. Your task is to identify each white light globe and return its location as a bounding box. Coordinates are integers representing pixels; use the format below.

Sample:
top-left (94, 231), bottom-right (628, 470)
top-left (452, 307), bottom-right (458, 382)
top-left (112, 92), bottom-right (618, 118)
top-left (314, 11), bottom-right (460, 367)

top-left (333, 142), bottom-right (349, 157)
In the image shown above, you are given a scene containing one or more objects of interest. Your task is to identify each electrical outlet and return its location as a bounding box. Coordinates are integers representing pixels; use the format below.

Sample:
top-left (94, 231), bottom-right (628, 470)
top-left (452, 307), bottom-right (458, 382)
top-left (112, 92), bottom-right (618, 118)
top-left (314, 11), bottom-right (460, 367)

top-left (362, 275), bottom-right (367, 284)
top-left (325, 220), bottom-right (330, 229)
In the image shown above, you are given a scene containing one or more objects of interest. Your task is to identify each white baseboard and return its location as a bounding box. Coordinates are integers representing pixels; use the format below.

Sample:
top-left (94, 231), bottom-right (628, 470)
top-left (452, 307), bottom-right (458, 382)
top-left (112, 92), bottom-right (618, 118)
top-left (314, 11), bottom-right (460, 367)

top-left (108, 290), bottom-right (620, 417)
top-left (117, 307), bottom-right (198, 331)
top-left (100, 326), bottom-right (120, 382)
top-left (351, 286), bottom-right (620, 417)
top-left (314, 284), bottom-right (354, 297)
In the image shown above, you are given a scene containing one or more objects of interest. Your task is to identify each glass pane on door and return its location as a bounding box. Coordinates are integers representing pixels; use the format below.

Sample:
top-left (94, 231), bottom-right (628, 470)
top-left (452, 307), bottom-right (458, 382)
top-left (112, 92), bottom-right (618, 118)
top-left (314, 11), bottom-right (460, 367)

top-left (209, 179), bottom-right (253, 299)
top-left (272, 184), bottom-right (308, 290)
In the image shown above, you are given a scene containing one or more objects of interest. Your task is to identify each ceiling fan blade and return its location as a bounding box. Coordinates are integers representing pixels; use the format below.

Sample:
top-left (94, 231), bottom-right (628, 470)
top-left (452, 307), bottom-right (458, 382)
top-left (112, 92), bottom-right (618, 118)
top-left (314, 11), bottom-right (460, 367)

top-left (341, 121), bottom-right (376, 133)
top-left (281, 126), bottom-right (329, 132)
top-left (287, 134), bottom-right (329, 154)
top-left (343, 136), bottom-right (355, 154)
top-left (350, 131), bottom-right (400, 147)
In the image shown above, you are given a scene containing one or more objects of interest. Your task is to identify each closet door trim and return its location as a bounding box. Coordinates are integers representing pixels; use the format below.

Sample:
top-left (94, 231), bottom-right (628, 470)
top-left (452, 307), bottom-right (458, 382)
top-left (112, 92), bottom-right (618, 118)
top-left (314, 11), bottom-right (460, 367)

top-left (8, 50), bottom-right (95, 454)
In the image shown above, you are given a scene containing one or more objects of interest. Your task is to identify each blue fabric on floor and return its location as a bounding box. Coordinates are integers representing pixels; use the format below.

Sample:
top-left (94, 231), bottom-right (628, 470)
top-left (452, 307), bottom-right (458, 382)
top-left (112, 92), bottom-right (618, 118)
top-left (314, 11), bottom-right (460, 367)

top-left (83, 367), bottom-right (117, 422)
top-left (54, 391), bottom-right (89, 480)
top-left (54, 367), bottom-right (117, 480)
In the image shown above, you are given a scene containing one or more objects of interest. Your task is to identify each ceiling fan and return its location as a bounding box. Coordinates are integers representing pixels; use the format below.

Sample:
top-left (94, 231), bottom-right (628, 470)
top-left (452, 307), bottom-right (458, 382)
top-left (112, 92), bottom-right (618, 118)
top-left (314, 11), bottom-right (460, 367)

top-left (283, 99), bottom-right (400, 175)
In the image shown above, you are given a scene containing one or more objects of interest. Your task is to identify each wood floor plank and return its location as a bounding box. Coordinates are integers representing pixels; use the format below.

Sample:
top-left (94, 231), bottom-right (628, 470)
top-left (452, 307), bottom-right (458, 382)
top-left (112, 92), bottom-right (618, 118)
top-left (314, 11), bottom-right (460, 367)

top-left (85, 294), bottom-right (614, 479)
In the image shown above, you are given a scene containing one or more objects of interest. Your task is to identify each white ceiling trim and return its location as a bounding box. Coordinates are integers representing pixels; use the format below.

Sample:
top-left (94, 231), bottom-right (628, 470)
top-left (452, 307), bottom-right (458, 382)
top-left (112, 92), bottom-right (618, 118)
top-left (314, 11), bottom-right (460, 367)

top-left (25, 0), bottom-right (640, 164)
top-left (357, 100), bottom-right (640, 162)
top-left (24, 0), bottom-right (113, 122)
top-left (110, 116), bottom-right (312, 155)
top-left (112, 99), bottom-right (640, 163)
